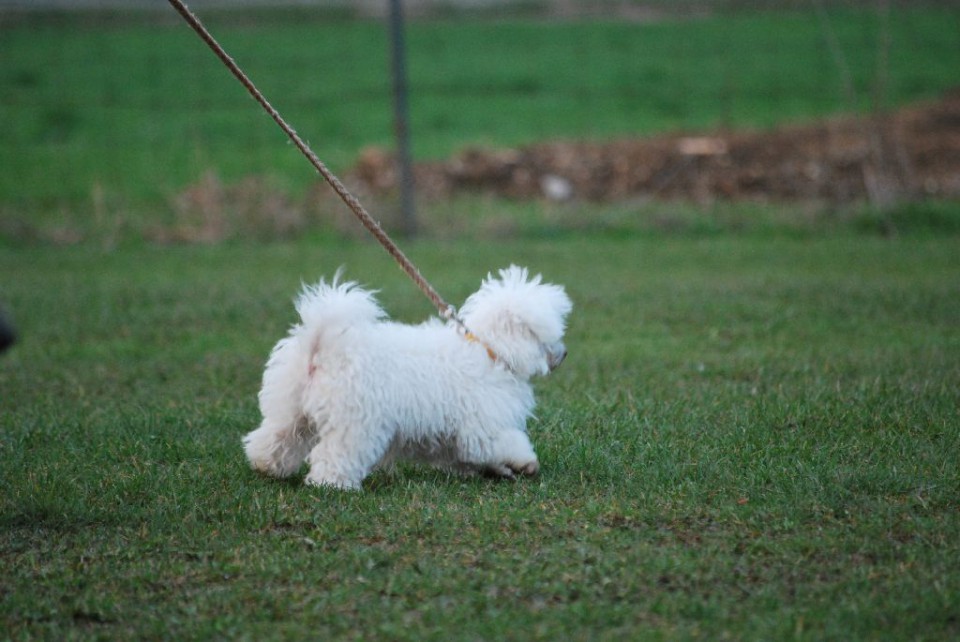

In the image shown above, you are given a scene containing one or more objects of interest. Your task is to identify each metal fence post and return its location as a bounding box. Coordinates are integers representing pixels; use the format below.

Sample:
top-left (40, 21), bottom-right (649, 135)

top-left (388, 0), bottom-right (417, 236)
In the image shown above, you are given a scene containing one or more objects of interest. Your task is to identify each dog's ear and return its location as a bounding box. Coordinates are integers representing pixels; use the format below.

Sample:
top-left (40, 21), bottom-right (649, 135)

top-left (477, 297), bottom-right (571, 377)
top-left (486, 311), bottom-right (555, 377)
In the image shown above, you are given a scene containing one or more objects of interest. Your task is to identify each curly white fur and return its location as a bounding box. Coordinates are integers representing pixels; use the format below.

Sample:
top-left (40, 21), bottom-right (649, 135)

top-left (242, 265), bottom-right (572, 490)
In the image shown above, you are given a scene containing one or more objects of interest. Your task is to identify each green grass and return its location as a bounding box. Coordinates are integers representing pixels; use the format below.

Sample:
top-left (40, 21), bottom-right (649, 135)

top-left (2, 6), bottom-right (959, 635)
top-left (1, 5), bottom-right (959, 239)
top-left (2, 230), bottom-right (959, 639)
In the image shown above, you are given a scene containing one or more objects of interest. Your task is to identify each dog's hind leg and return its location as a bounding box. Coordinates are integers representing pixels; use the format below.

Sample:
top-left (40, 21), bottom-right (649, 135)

top-left (303, 419), bottom-right (391, 491)
top-left (243, 415), bottom-right (313, 478)
top-left (244, 334), bottom-right (315, 478)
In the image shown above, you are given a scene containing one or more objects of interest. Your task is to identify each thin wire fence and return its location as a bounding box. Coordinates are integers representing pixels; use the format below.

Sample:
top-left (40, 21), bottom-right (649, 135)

top-left (1, 1), bottom-right (957, 242)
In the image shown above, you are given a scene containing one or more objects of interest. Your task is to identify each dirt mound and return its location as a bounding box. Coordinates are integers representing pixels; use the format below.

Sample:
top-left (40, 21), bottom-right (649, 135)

top-left (348, 91), bottom-right (960, 206)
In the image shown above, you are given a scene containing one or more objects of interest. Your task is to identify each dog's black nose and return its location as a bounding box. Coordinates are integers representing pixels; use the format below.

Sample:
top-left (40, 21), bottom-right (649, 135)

top-left (549, 347), bottom-right (567, 371)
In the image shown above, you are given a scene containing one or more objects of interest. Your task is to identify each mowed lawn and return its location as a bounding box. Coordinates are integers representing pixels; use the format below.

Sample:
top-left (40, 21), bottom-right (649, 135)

top-left (2, 231), bottom-right (958, 639)
top-left (3, 5), bottom-right (960, 637)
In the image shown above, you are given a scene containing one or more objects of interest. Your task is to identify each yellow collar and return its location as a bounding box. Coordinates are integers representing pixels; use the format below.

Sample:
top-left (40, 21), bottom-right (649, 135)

top-left (464, 331), bottom-right (498, 362)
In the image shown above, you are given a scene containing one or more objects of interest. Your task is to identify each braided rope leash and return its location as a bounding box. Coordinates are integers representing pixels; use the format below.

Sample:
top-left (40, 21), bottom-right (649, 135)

top-left (166, 0), bottom-right (462, 326)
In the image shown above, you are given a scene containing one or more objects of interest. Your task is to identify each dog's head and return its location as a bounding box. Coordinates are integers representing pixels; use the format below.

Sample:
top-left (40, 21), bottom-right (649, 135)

top-left (459, 265), bottom-right (572, 379)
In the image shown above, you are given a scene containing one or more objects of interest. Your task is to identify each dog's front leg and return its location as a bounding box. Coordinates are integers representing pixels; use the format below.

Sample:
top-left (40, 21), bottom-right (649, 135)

top-left (469, 429), bottom-right (540, 480)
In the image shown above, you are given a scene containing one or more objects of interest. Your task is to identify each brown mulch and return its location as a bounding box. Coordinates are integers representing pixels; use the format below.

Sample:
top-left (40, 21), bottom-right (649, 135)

top-left (347, 90), bottom-right (960, 205)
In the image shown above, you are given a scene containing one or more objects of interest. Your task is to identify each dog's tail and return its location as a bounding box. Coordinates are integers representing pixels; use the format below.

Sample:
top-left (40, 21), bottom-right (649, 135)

top-left (293, 269), bottom-right (386, 354)
top-left (256, 271), bottom-right (384, 426)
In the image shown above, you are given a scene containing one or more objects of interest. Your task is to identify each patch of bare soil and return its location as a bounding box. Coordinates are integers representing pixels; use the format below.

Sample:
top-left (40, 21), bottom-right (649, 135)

top-left (348, 90), bottom-right (960, 206)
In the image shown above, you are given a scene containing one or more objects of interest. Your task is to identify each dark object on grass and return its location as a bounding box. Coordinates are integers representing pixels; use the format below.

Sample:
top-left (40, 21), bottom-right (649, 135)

top-left (0, 309), bottom-right (16, 353)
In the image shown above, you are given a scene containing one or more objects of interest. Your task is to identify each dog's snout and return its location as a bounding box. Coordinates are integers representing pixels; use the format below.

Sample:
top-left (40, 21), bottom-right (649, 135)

top-left (548, 344), bottom-right (567, 371)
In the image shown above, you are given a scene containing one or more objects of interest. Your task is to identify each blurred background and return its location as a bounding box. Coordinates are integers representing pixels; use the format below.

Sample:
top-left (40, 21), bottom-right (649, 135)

top-left (1, 0), bottom-right (958, 243)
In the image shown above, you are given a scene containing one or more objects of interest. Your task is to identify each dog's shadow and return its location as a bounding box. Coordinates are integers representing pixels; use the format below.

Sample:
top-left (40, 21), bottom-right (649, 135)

top-left (248, 464), bottom-right (527, 493)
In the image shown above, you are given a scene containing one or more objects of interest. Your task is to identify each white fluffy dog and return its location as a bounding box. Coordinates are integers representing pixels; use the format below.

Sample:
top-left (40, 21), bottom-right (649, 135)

top-left (242, 265), bottom-right (572, 490)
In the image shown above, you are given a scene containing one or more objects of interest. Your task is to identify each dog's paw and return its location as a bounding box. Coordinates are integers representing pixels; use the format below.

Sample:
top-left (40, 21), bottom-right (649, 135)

top-left (483, 460), bottom-right (539, 480)
top-left (245, 448), bottom-right (292, 478)
top-left (511, 460), bottom-right (540, 477)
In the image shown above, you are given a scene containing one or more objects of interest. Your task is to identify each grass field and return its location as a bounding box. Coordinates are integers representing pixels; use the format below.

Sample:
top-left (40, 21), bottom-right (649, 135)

top-left (2, 229), bottom-right (959, 639)
top-left (2, 4), bottom-right (960, 638)
top-left (2, 5), bottom-right (959, 241)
